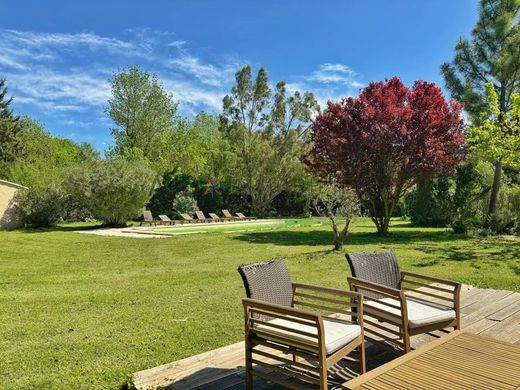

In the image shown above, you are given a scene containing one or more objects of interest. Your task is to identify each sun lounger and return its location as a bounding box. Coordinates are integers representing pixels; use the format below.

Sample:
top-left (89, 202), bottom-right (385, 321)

top-left (209, 212), bottom-right (231, 222)
top-left (158, 215), bottom-right (174, 225)
top-left (180, 213), bottom-right (196, 223)
top-left (222, 209), bottom-right (237, 219)
top-left (195, 210), bottom-right (210, 222)
top-left (140, 210), bottom-right (156, 226)
top-left (235, 212), bottom-right (256, 221)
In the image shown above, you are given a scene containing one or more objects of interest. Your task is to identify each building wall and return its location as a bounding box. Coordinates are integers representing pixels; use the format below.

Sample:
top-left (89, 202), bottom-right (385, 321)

top-left (0, 180), bottom-right (27, 230)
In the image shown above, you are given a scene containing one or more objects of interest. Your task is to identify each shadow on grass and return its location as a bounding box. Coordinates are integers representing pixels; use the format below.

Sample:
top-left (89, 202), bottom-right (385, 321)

top-left (232, 229), bottom-right (461, 248)
top-left (17, 223), bottom-right (106, 233)
top-left (418, 241), bottom-right (520, 264)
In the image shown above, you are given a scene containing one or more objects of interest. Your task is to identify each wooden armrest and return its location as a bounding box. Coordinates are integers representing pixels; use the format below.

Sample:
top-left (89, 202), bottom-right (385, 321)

top-left (401, 271), bottom-right (461, 289)
top-left (292, 282), bottom-right (363, 301)
top-left (348, 276), bottom-right (403, 299)
top-left (242, 298), bottom-right (318, 322)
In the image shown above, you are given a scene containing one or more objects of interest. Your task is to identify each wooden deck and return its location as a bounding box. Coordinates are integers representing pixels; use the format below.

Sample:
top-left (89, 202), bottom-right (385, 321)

top-left (132, 285), bottom-right (520, 389)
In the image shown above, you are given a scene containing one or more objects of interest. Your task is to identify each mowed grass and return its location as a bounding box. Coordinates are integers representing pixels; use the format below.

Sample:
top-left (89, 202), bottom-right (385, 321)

top-left (0, 218), bottom-right (518, 389)
top-left (153, 218), bottom-right (320, 234)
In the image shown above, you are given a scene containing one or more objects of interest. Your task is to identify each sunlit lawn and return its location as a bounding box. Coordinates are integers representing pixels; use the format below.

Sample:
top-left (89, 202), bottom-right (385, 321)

top-left (0, 218), bottom-right (518, 388)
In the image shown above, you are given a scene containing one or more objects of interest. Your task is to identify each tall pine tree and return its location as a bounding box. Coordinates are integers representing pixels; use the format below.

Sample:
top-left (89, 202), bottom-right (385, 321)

top-left (441, 0), bottom-right (520, 216)
top-left (0, 78), bottom-right (21, 177)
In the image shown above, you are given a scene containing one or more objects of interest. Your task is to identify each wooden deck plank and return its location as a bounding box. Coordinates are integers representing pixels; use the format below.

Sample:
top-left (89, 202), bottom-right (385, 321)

top-left (487, 294), bottom-right (520, 321)
top-left (132, 285), bottom-right (520, 390)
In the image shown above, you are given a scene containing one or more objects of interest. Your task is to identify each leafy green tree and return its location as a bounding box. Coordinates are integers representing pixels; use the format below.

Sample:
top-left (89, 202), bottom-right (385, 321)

top-left (314, 179), bottom-right (360, 250)
top-left (14, 184), bottom-right (67, 227)
top-left (409, 177), bottom-right (453, 227)
top-left (168, 112), bottom-right (232, 179)
top-left (6, 117), bottom-right (99, 187)
top-left (441, 0), bottom-right (520, 215)
top-left (106, 66), bottom-right (179, 175)
top-left (221, 65), bottom-right (318, 216)
top-left (469, 83), bottom-right (520, 171)
top-left (66, 158), bottom-right (155, 227)
top-left (0, 78), bottom-right (21, 176)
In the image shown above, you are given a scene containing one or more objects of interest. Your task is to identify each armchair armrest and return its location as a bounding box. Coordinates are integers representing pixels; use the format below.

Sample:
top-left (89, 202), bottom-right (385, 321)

top-left (292, 282), bottom-right (364, 324)
top-left (400, 272), bottom-right (461, 309)
top-left (400, 271), bottom-right (461, 288)
top-left (292, 282), bottom-right (363, 300)
top-left (347, 276), bottom-right (403, 299)
top-left (242, 297), bottom-right (318, 322)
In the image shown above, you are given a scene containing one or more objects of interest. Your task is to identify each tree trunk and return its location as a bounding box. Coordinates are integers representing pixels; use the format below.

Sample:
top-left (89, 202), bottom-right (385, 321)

top-left (488, 84), bottom-right (507, 218)
top-left (369, 198), bottom-right (391, 235)
top-left (331, 217), bottom-right (350, 250)
top-left (487, 161), bottom-right (502, 216)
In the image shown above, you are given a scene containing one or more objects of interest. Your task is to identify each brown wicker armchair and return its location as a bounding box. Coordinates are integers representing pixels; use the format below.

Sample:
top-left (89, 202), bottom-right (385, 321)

top-left (346, 251), bottom-right (461, 353)
top-left (239, 259), bottom-right (365, 389)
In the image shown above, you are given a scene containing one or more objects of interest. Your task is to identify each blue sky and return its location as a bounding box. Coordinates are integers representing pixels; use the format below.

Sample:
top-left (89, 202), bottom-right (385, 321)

top-left (1, 0), bottom-right (478, 151)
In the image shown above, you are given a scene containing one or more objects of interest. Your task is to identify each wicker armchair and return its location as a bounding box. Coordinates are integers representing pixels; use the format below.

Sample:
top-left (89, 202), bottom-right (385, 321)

top-left (346, 251), bottom-right (461, 353)
top-left (238, 259), bottom-right (365, 389)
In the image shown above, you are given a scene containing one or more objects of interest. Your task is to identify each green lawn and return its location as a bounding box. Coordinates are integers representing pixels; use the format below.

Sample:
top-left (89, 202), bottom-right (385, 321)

top-left (0, 218), bottom-right (518, 389)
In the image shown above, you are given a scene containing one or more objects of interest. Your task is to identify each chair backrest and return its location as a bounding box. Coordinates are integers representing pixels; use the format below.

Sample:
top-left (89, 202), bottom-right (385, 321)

top-left (195, 210), bottom-right (206, 220)
top-left (236, 212), bottom-right (246, 218)
top-left (346, 251), bottom-right (401, 298)
top-left (180, 213), bottom-right (193, 220)
top-left (209, 213), bottom-right (219, 220)
top-left (143, 210), bottom-right (153, 222)
top-left (158, 215), bottom-right (170, 221)
top-left (222, 209), bottom-right (234, 218)
top-left (238, 259), bottom-right (293, 308)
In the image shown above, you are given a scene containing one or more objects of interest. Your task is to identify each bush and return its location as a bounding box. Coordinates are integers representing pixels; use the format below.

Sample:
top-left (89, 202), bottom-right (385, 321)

top-left (172, 189), bottom-right (199, 217)
top-left (147, 169), bottom-right (195, 218)
top-left (408, 177), bottom-right (453, 227)
top-left (480, 185), bottom-right (520, 235)
top-left (67, 158), bottom-right (155, 227)
top-left (14, 184), bottom-right (67, 227)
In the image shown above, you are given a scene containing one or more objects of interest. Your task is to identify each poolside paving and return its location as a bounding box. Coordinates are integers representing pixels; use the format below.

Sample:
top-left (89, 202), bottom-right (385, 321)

top-left (132, 284), bottom-right (520, 389)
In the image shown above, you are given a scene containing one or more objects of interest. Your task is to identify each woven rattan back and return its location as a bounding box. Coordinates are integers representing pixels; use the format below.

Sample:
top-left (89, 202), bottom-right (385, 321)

top-left (238, 259), bottom-right (293, 307)
top-left (346, 251), bottom-right (401, 298)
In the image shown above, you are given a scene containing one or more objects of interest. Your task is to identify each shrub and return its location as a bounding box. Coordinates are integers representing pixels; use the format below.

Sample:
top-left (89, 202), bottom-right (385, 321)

top-left (67, 158), bottom-right (155, 227)
top-left (409, 177), bottom-right (453, 227)
top-left (481, 185), bottom-right (520, 235)
top-left (147, 169), bottom-right (195, 218)
top-left (14, 184), bottom-right (66, 227)
top-left (172, 189), bottom-right (199, 217)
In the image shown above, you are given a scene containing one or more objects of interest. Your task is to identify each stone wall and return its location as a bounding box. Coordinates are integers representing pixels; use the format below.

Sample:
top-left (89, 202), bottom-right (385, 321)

top-left (0, 180), bottom-right (27, 230)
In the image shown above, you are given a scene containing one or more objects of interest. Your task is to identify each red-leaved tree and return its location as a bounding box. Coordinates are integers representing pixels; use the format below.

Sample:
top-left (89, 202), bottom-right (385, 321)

top-left (307, 77), bottom-right (465, 234)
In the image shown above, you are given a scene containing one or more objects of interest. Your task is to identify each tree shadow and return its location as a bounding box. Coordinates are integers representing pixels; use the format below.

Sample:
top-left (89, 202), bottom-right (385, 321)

top-left (231, 229), bottom-right (463, 247)
top-left (15, 223), bottom-right (105, 234)
top-left (125, 343), bottom-right (397, 389)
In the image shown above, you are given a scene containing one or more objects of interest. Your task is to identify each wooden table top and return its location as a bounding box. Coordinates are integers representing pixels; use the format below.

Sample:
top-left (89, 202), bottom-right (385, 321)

top-left (343, 331), bottom-right (520, 389)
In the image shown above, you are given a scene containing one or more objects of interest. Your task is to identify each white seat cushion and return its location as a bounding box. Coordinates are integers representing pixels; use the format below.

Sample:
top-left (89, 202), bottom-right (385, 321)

top-left (255, 317), bottom-right (361, 355)
top-left (365, 297), bottom-right (456, 328)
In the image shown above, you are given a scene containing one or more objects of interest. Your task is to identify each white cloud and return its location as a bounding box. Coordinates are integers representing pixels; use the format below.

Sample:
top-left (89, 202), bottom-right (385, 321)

top-left (287, 63), bottom-right (364, 109)
top-left (0, 28), bottom-right (363, 126)
top-left (168, 40), bottom-right (187, 49)
top-left (308, 63), bottom-right (361, 87)
top-left (5, 71), bottom-right (111, 112)
top-left (0, 29), bottom-right (149, 65)
top-left (0, 28), bottom-right (240, 116)
top-left (162, 78), bottom-right (224, 112)
top-left (168, 56), bottom-right (235, 87)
